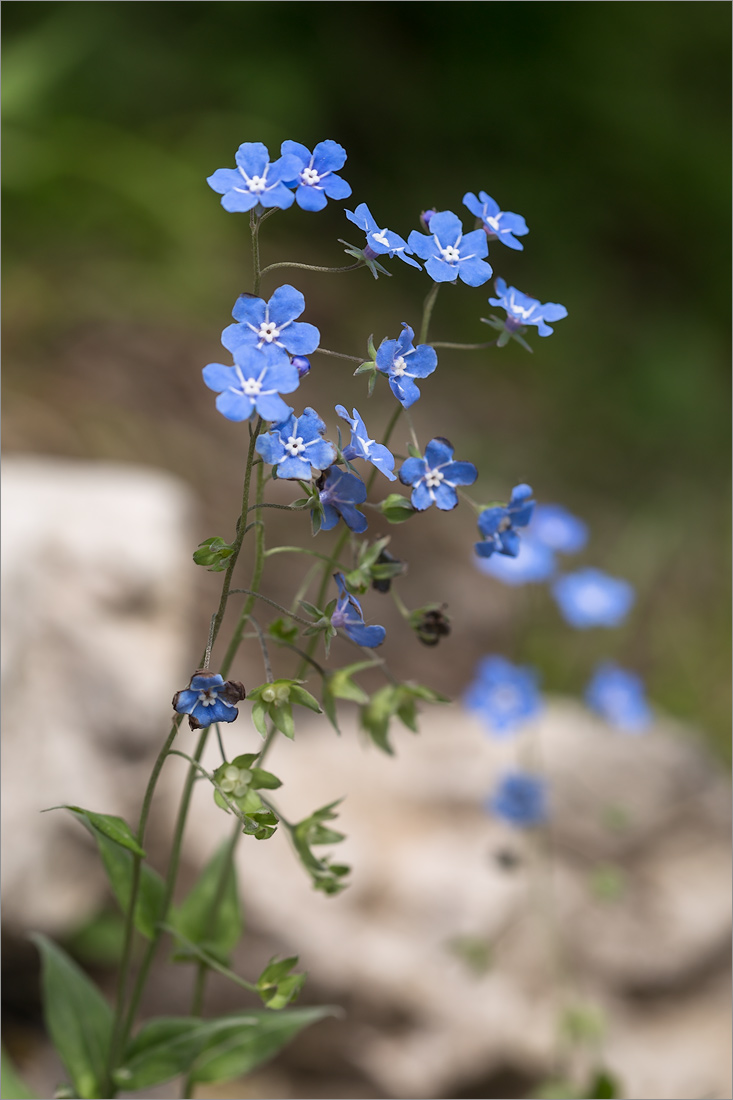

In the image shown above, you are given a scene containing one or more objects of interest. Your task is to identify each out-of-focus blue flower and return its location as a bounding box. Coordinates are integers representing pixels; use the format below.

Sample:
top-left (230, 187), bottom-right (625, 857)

top-left (399, 437), bottom-right (477, 511)
top-left (530, 504), bottom-right (588, 555)
top-left (586, 662), bottom-right (652, 732)
top-left (344, 203), bottom-right (420, 269)
top-left (375, 323), bottom-right (437, 408)
top-left (335, 405), bottom-right (396, 481)
top-left (489, 277), bottom-right (567, 338)
top-left (202, 348), bottom-right (299, 423)
top-left (487, 771), bottom-right (548, 827)
top-left (475, 484), bottom-right (535, 559)
top-left (463, 191), bottom-right (529, 251)
top-left (292, 356), bottom-right (311, 379)
top-left (222, 285), bottom-right (320, 366)
top-left (475, 536), bottom-right (556, 586)
top-left (552, 568), bottom-right (634, 629)
top-left (318, 467), bottom-right (368, 533)
top-left (408, 210), bottom-right (493, 286)
top-left (332, 572), bottom-right (385, 648)
top-left (280, 139), bottom-right (351, 212)
top-left (173, 672), bottom-right (245, 730)
top-left (255, 407), bottom-right (336, 479)
top-left (464, 656), bottom-right (542, 735)
top-left (207, 142), bottom-right (301, 212)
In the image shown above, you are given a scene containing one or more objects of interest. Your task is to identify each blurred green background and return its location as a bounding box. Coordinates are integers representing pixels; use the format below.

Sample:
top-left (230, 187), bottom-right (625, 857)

top-left (3, 1), bottom-right (730, 753)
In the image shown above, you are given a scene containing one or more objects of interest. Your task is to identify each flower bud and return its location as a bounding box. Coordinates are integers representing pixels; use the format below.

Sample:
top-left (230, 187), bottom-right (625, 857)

top-left (420, 208), bottom-right (437, 231)
top-left (411, 605), bottom-right (451, 646)
top-left (262, 683), bottom-right (291, 705)
top-left (291, 355), bottom-right (311, 379)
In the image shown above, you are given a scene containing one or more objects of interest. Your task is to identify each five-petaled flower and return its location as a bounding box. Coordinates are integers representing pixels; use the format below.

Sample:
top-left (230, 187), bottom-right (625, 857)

top-left (344, 203), bottom-right (420, 269)
top-left (585, 662), bottom-right (651, 732)
top-left (489, 277), bottom-right (567, 337)
top-left (256, 407), bottom-right (336, 479)
top-left (552, 568), bottom-right (635, 629)
top-left (280, 139), bottom-right (352, 211)
top-left (407, 210), bottom-right (493, 286)
top-left (203, 347), bottom-right (300, 423)
top-left (463, 191), bottom-right (529, 251)
top-left (399, 437), bottom-right (477, 511)
top-left (221, 285), bottom-right (320, 366)
top-left (318, 467), bottom-right (368, 533)
top-left (173, 671), bottom-right (246, 731)
top-left (207, 142), bottom-right (301, 212)
top-left (375, 324), bottom-right (437, 408)
top-left (464, 656), bottom-right (542, 735)
top-left (475, 484), bottom-right (535, 559)
top-left (530, 504), bottom-right (588, 555)
top-left (487, 771), bottom-right (548, 827)
top-left (335, 405), bottom-right (396, 480)
top-left (332, 572), bottom-right (386, 648)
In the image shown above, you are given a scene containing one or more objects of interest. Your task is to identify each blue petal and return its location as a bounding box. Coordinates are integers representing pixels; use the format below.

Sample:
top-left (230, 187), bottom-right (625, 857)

top-left (406, 344), bottom-right (437, 379)
top-left (312, 140), bottom-right (348, 174)
top-left (369, 444), bottom-right (397, 480)
top-left (174, 689), bottom-right (199, 713)
top-left (399, 457), bottom-right (426, 485)
top-left (396, 324), bottom-right (416, 355)
top-left (268, 284), bottom-right (305, 325)
top-left (280, 140), bottom-right (311, 166)
top-left (215, 390), bottom-right (255, 421)
top-left (389, 376), bottom-right (420, 407)
top-left (540, 302), bottom-right (568, 322)
top-left (234, 142), bottom-right (269, 178)
top-left (207, 168), bottom-right (243, 195)
top-left (458, 257), bottom-right (493, 287)
top-left (203, 362), bottom-right (236, 393)
top-left (396, 251), bottom-right (422, 269)
top-left (269, 152), bottom-right (303, 185)
top-left (424, 438), bottom-right (454, 467)
top-left (322, 174), bottom-right (351, 199)
top-left (208, 698), bottom-right (239, 725)
top-left (321, 503), bottom-right (340, 531)
top-left (428, 210), bottom-right (463, 248)
top-left (478, 508), bottom-right (506, 536)
top-left (296, 185), bottom-right (329, 212)
top-left (256, 432), bottom-right (286, 465)
top-left (276, 454), bottom-right (313, 480)
top-left (345, 203), bottom-right (375, 234)
top-left (344, 621), bottom-right (385, 648)
top-left (259, 182), bottom-right (296, 209)
top-left (221, 190), bottom-right (259, 213)
top-left (460, 228), bottom-right (490, 259)
top-left (411, 481), bottom-right (433, 511)
top-left (258, 342), bottom-right (293, 369)
top-left (462, 192), bottom-right (483, 219)
top-left (306, 438), bottom-right (337, 471)
top-left (375, 338), bottom-right (399, 373)
top-left (406, 229), bottom-right (435, 259)
top-left (500, 529), bottom-right (521, 556)
top-left (339, 503), bottom-right (368, 533)
top-left (433, 482), bottom-right (459, 510)
top-left (335, 404), bottom-right (354, 427)
top-left (262, 357), bottom-right (300, 394)
top-left (282, 320), bottom-right (320, 355)
top-left (232, 293), bottom-right (266, 325)
top-left (443, 460), bottom-right (478, 486)
top-left (255, 392), bottom-right (292, 421)
top-left (425, 256), bottom-right (458, 283)
top-left (475, 541), bottom-right (497, 559)
top-left (190, 673), bottom-right (225, 691)
top-left (298, 406), bottom-right (327, 437)
top-left (221, 324), bottom-right (253, 355)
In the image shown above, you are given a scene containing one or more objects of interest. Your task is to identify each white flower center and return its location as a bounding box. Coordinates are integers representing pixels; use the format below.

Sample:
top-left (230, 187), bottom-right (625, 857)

top-left (440, 244), bottom-right (461, 263)
top-left (486, 214), bottom-right (501, 232)
top-left (241, 377), bottom-right (263, 396)
top-left (425, 468), bottom-right (444, 489)
top-left (301, 167), bottom-right (321, 186)
top-left (257, 321), bottom-right (281, 343)
top-left (392, 356), bottom-right (408, 377)
top-left (197, 688), bottom-right (219, 707)
top-left (285, 435), bottom-right (306, 456)
top-left (490, 685), bottom-right (521, 712)
top-left (508, 293), bottom-right (535, 320)
top-left (372, 229), bottom-right (390, 247)
top-left (575, 584), bottom-right (609, 614)
top-left (248, 175), bottom-right (267, 193)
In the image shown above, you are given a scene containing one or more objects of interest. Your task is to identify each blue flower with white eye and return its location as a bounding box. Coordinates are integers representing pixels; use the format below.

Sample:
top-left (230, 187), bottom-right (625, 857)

top-left (318, 467), bottom-right (368, 534)
top-left (586, 662), bottom-right (652, 732)
top-left (375, 324), bottom-right (437, 408)
top-left (489, 277), bottom-right (568, 338)
top-left (172, 672), bottom-right (246, 731)
top-left (399, 437), bottom-right (477, 511)
top-left (464, 656), bottom-right (542, 735)
top-left (475, 484), bottom-right (535, 559)
top-left (255, 407), bottom-right (336, 479)
top-left (487, 772), bottom-right (548, 827)
top-left (344, 203), bottom-right (420, 269)
top-left (332, 572), bottom-right (385, 648)
top-left (407, 210), bottom-right (493, 286)
top-left (463, 191), bottom-right (529, 251)
top-left (221, 285), bottom-right (320, 367)
top-left (530, 504), bottom-right (588, 555)
top-left (475, 536), bottom-right (556, 586)
top-left (207, 142), bottom-right (301, 213)
top-left (203, 346), bottom-right (300, 423)
top-left (552, 568), bottom-right (634, 629)
top-left (280, 139), bottom-right (352, 212)
top-left (335, 405), bottom-right (396, 481)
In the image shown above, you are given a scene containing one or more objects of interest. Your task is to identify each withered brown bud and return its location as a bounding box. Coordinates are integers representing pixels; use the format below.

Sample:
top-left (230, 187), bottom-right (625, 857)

top-left (414, 606), bottom-right (451, 646)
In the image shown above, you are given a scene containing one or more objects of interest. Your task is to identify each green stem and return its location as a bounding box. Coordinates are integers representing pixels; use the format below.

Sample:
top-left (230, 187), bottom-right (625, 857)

top-left (227, 587), bottom-right (314, 628)
top-left (313, 347), bottom-right (364, 363)
top-left (260, 259), bottom-right (363, 279)
top-left (431, 339), bottom-right (498, 350)
top-left (250, 210), bottom-right (262, 296)
top-left (264, 545), bottom-right (345, 566)
top-left (419, 281), bottom-right (440, 344)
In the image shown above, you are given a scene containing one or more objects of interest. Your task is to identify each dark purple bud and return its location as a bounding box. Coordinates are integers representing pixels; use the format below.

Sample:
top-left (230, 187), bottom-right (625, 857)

top-left (420, 208), bottom-right (437, 232)
top-left (291, 355), bottom-right (311, 379)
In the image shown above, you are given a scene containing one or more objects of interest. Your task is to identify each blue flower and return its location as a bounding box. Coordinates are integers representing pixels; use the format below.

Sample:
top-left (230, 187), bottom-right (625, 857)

top-left (463, 656), bottom-right (542, 735)
top-left (221, 285), bottom-right (320, 366)
top-left (255, 407), bottom-right (336, 479)
top-left (173, 672), bottom-right (246, 731)
top-left (463, 191), bottom-right (529, 251)
top-left (207, 142), bottom-right (301, 213)
top-left (344, 203), bottom-right (420, 269)
top-left (585, 662), bottom-right (652, 732)
top-left (475, 536), bottom-right (556, 586)
top-left (292, 356), bottom-right (311, 379)
top-left (399, 437), bottom-right (477, 511)
top-left (203, 347), bottom-right (300, 423)
top-left (530, 504), bottom-right (588, 555)
top-left (552, 568), bottom-right (635, 629)
top-left (332, 572), bottom-right (385, 648)
top-left (318, 467), bottom-right (368, 533)
top-left (280, 139), bottom-right (352, 211)
top-left (335, 405), bottom-right (397, 481)
top-left (475, 484), bottom-right (535, 559)
top-left (489, 277), bottom-right (568, 338)
top-left (487, 772), bottom-right (548, 827)
top-left (407, 210), bottom-right (493, 286)
top-left (375, 324), bottom-right (437, 408)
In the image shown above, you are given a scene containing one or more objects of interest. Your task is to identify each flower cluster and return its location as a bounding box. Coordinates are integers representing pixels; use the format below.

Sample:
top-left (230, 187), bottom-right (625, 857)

top-left (208, 140), bottom-right (351, 213)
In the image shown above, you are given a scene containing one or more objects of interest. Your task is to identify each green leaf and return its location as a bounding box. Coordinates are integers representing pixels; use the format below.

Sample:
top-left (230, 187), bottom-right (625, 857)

top-left (256, 956), bottom-right (306, 1010)
top-left (189, 1008), bottom-right (337, 1086)
top-left (169, 843), bottom-right (242, 964)
top-left (30, 933), bottom-right (113, 1100)
top-left (271, 702), bottom-right (295, 739)
top-left (378, 494), bottom-right (415, 524)
top-left (115, 1018), bottom-right (211, 1091)
top-left (406, 442), bottom-right (422, 459)
top-left (326, 661), bottom-right (373, 705)
top-left (57, 807), bottom-right (145, 857)
top-left (249, 767), bottom-right (282, 790)
top-left (193, 536), bottom-right (235, 572)
top-left (290, 802), bottom-right (349, 894)
top-left (268, 617), bottom-right (299, 645)
top-left (1, 1047), bottom-right (37, 1099)
top-left (587, 1069), bottom-right (620, 1099)
top-left (250, 699), bottom-right (268, 738)
top-left (288, 685), bottom-right (322, 713)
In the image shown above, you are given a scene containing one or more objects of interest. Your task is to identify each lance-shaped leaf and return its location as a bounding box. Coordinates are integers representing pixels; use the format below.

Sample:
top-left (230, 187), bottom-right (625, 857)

top-left (169, 843), bottom-right (242, 965)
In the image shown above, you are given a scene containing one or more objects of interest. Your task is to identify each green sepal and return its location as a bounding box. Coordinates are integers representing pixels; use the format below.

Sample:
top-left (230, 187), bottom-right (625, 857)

top-left (481, 314), bottom-right (534, 353)
top-left (193, 536), bottom-right (236, 572)
top-left (250, 767), bottom-right (282, 790)
top-left (325, 661), bottom-right (374, 705)
top-left (378, 494), bottom-right (416, 523)
top-left (271, 702), bottom-right (295, 739)
top-left (366, 333), bottom-right (377, 360)
top-left (251, 699), bottom-right (268, 738)
top-left (338, 238), bottom-right (391, 279)
top-left (256, 956), bottom-right (306, 1010)
top-left (288, 685), bottom-right (322, 712)
top-left (169, 843), bottom-right (242, 966)
top-left (343, 537), bottom-right (401, 594)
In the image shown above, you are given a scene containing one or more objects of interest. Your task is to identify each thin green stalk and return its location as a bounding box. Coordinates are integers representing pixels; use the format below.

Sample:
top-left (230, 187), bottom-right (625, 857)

top-left (431, 339), bottom-right (498, 351)
top-left (419, 281), bottom-right (440, 344)
top-left (264, 545), bottom-right (345, 566)
top-left (260, 259), bottom-right (363, 278)
top-left (313, 347), bottom-right (363, 363)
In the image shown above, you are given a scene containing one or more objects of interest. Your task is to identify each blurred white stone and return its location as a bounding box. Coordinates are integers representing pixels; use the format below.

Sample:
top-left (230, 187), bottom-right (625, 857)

top-left (1, 457), bottom-right (194, 933)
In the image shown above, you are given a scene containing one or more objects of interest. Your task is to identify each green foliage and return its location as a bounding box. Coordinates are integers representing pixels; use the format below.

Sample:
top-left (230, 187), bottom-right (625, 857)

top-left (343, 537), bottom-right (404, 594)
top-left (256, 956), bottom-right (306, 1010)
top-left (378, 494), bottom-right (416, 523)
top-left (249, 679), bottom-right (321, 741)
top-left (54, 806), bottom-right (145, 856)
top-left (193, 536), bottom-right (236, 572)
top-left (321, 659), bottom-right (376, 732)
top-left (169, 843), bottom-right (242, 965)
top-left (300, 599), bottom-right (338, 656)
top-left (360, 682), bottom-right (449, 754)
top-left (290, 802), bottom-right (350, 895)
top-left (1, 1047), bottom-right (37, 1099)
top-left (31, 933), bottom-right (113, 1100)
top-left (535, 1068), bottom-right (620, 1099)
top-left (267, 617), bottom-right (299, 646)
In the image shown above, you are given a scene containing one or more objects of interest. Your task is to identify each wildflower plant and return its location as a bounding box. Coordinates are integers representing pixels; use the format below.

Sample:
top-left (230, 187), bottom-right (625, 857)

top-left (33, 136), bottom-right (595, 1100)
